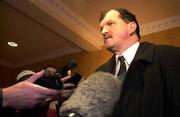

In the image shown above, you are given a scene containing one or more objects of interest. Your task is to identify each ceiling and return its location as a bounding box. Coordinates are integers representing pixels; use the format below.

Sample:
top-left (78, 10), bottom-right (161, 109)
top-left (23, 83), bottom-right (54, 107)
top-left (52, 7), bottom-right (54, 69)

top-left (0, 0), bottom-right (180, 68)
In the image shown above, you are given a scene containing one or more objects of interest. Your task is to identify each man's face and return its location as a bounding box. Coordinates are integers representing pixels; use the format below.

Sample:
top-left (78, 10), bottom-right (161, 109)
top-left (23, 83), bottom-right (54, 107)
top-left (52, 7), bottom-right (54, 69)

top-left (100, 10), bottom-right (129, 52)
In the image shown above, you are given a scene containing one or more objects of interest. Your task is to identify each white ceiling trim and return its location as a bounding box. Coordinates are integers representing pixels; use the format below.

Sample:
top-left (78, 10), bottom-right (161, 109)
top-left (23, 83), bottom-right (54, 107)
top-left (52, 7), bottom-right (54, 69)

top-left (141, 15), bottom-right (180, 36)
top-left (4, 0), bottom-right (103, 52)
top-left (2, 0), bottom-right (180, 69)
top-left (30, 0), bottom-right (103, 50)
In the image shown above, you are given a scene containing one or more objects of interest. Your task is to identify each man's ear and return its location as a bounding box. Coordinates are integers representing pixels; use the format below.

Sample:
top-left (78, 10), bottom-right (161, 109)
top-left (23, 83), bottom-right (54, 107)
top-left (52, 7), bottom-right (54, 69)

top-left (128, 22), bottom-right (137, 35)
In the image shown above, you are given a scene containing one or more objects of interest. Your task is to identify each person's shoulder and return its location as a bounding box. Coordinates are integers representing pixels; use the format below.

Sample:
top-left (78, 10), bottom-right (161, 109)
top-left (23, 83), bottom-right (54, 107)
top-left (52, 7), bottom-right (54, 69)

top-left (140, 41), bottom-right (180, 61)
top-left (140, 41), bottom-right (180, 54)
top-left (154, 43), bottom-right (180, 64)
top-left (139, 41), bottom-right (156, 52)
top-left (157, 44), bottom-right (180, 52)
top-left (155, 44), bottom-right (180, 56)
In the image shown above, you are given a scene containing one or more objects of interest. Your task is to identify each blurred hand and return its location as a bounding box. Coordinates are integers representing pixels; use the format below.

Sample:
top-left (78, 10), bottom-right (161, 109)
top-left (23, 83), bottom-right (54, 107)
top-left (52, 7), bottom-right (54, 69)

top-left (53, 75), bottom-right (75, 101)
top-left (2, 70), bottom-right (61, 109)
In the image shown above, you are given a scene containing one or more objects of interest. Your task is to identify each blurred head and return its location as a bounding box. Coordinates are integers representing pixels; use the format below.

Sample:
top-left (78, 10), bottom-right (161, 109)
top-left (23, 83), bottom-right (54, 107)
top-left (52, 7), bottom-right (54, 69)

top-left (45, 65), bottom-right (57, 77)
top-left (99, 8), bottom-right (140, 54)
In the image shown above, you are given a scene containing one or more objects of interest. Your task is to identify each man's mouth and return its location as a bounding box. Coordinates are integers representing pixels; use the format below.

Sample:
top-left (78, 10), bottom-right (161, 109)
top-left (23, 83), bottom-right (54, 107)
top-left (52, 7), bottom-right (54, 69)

top-left (103, 34), bottom-right (112, 40)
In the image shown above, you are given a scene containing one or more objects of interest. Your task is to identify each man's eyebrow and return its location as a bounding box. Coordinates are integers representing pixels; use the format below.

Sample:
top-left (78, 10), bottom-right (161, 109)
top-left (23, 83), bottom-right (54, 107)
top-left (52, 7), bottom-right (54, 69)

top-left (100, 19), bottom-right (111, 26)
top-left (99, 19), bottom-right (113, 31)
top-left (99, 21), bottom-right (104, 29)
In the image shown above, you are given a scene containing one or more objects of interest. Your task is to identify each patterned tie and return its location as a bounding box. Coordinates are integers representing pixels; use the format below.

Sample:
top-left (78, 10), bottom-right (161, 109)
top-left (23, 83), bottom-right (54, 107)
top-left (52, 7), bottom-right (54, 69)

top-left (118, 56), bottom-right (127, 81)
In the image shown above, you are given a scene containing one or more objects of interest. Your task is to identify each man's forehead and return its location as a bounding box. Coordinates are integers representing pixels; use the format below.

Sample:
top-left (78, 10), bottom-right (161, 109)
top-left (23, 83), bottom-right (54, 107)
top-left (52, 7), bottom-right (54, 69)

top-left (100, 10), bottom-right (120, 25)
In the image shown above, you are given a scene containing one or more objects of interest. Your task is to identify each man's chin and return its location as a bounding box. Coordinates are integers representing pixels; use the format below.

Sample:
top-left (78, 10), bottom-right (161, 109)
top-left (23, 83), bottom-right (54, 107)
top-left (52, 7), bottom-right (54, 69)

top-left (104, 45), bottom-right (113, 51)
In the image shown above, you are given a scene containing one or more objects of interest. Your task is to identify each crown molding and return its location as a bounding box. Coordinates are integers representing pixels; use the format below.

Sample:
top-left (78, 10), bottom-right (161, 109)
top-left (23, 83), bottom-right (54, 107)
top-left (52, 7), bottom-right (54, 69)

top-left (34, 0), bottom-right (180, 41)
top-left (2, 0), bottom-right (180, 68)
top-left (141, 15), bottom-right (180, 36)
top-left (4, 0), bottom-right (103, 52)
top-left (30, 0), bottom-right (103, 49)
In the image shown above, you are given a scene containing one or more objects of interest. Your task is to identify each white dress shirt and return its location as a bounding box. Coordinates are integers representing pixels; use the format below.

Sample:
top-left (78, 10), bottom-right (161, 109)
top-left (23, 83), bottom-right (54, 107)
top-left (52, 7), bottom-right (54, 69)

top-left (115, 42), bottom-right (140, 77)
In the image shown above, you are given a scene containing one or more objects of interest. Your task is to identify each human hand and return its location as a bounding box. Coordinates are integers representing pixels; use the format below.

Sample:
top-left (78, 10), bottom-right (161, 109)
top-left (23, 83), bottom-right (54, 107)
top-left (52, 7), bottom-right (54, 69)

top-left (2, 70), bottom-right (61, 109)
top-left (55, 76), bottom-right (75, 101)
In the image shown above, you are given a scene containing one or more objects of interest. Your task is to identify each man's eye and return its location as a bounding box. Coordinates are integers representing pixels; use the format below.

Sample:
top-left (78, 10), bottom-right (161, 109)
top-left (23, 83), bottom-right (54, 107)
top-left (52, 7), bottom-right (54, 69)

top-left (107, 22), bottom-right (113, 26)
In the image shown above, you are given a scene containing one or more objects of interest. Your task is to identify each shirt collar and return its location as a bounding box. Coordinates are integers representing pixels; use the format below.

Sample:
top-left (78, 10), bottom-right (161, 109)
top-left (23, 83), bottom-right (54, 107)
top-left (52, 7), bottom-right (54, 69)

top-left (115, 41), bottom-right (140, 65)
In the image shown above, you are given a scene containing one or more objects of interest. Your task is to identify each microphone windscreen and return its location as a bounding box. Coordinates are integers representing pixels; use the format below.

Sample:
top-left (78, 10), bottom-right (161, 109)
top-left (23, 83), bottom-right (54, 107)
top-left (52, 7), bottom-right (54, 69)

top-left (59, 71), bottom-right (122, 117)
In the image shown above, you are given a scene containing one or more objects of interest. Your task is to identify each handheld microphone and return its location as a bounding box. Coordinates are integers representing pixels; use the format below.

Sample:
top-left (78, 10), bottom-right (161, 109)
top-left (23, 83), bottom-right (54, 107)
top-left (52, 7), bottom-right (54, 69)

top-left (34, 60), bottom-right (78, 89)
top-left (58, 60), bottom-right (77, 76)
top-left (59, 71), bottom-right (122, 117)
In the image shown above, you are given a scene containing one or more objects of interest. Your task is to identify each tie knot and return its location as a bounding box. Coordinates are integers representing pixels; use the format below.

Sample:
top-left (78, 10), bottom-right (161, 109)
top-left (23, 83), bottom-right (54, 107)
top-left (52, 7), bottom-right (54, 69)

top-left (118, 56), bottom-right (125, 62)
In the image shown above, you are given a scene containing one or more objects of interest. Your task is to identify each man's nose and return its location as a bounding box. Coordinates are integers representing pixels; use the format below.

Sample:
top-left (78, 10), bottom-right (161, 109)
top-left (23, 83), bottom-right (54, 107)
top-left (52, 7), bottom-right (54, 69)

top-left (101, 27), bottom-right (108, 34)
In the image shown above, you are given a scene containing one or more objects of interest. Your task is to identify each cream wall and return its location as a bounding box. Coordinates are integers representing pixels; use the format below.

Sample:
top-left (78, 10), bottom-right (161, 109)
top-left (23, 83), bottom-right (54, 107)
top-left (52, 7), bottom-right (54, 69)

top-left (141, 27), bottom-right (180, 47)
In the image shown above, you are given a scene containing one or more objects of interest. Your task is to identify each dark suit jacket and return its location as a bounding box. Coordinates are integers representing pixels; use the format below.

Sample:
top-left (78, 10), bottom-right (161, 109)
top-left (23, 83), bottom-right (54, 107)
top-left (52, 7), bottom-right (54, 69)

top-left (96, 42), bottom-right (180, 117)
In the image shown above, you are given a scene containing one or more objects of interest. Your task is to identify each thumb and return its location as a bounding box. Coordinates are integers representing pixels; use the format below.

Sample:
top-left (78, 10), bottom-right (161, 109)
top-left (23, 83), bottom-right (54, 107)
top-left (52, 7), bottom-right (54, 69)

top-left (26, 70), bottom-right (45, 83)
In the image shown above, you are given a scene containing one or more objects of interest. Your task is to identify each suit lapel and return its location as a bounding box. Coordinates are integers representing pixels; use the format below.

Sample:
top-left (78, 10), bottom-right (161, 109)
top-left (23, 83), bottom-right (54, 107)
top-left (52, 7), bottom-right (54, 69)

top-left (123, 42), bottom-right (154, 87)
top-left (125, 42), bottom-right (155, 82)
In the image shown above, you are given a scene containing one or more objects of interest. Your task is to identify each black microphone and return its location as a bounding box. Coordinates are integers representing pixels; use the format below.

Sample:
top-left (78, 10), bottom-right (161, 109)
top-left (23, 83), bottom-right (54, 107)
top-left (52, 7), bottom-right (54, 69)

top-left (58, 60), bottom-right (77, 76)
top-left (59, 71), bottom-right (122, 117)
top-left (34, 60), bottom-right (77, 89)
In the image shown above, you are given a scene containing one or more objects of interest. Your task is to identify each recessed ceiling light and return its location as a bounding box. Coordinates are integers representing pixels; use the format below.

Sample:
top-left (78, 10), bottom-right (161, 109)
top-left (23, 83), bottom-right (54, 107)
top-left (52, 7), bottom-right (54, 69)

top-left (8, 41), bottom-right (18, 47)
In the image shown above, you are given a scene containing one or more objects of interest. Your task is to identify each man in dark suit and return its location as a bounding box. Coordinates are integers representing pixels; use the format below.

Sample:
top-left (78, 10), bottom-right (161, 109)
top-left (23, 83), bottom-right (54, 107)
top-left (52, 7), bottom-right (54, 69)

top-left (97, 8), bottom-right (180, 117)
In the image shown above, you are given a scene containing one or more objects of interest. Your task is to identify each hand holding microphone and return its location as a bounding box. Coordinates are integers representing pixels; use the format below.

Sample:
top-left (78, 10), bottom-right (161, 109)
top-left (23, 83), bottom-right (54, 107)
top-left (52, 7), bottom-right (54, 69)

top-left (34, 60), bottom-right (82, 90)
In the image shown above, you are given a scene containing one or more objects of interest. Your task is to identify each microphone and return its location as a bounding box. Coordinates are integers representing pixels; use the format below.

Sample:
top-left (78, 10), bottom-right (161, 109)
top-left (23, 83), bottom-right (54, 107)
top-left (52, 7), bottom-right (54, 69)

top-left (58, 60), bottom-right (77, 76)
top-left (59, 71), bottom-right (122, 117)
top-left (34, 60), bottom-right (78, 89)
